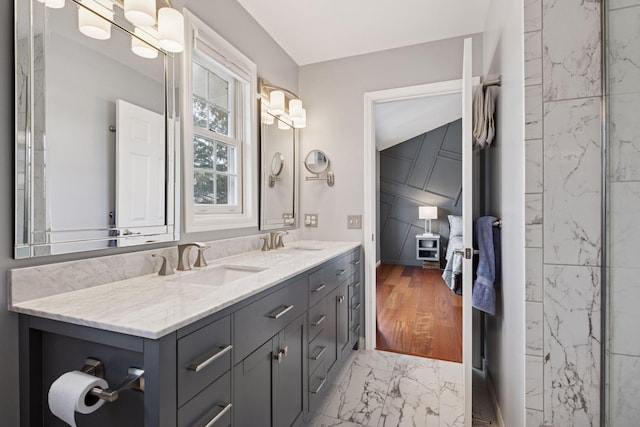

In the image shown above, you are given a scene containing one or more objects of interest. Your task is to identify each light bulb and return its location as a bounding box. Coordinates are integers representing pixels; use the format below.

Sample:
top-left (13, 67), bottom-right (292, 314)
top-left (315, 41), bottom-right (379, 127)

top-left (288, 99), bottom-right (303, 120)
top-left (158, 8), bottom-right (184, 53)
top-left (78, 0), bottom-right (114, 41)
top-left (132, 28), bottom-right (159, 59)
top-left (293, 109), bottom-right (306, 129)
top-left (124, 0), bottom-right (156, 27)
top-left (269, 90), bottom-right (285, 115)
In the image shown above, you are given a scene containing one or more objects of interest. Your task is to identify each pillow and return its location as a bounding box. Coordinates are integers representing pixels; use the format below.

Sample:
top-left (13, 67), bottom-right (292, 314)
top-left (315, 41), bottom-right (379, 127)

top-left (448, 215), bottom-right (463, 237)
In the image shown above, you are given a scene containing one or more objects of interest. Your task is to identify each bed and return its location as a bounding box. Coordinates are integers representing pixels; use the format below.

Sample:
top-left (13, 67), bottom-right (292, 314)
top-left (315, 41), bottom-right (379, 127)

top-left (442, 215), bottom-right (463, 293)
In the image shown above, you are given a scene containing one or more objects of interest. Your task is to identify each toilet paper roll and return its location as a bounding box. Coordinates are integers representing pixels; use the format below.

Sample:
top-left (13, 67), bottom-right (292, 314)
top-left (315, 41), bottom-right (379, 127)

top-left (48, 370), bottom-right (109, 427)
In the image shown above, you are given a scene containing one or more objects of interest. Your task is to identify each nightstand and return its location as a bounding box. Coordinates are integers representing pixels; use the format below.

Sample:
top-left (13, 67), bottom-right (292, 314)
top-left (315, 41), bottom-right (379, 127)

top-left (416, 234), bottom-right (440, 262)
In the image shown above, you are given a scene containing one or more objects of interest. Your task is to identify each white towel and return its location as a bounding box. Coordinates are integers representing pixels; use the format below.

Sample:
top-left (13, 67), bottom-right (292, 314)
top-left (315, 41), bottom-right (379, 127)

top-left (472, 86), bottom-right (484, 149)
top-left (484, 86), bottom-right (496, 147)
top-left (472, 84), bottom-right (497, 149)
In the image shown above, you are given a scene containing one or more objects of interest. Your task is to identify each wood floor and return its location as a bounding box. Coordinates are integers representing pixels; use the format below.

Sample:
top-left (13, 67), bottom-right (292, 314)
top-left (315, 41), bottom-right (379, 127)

top-left (376, 264), bottom-right (463, 363)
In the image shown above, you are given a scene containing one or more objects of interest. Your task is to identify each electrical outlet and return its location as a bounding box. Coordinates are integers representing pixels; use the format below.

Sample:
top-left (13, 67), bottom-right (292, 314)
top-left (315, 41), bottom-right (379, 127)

top-left (347, 215), bottom-right (362, 229)
top-left (304, 214), bottom-right (318, 227)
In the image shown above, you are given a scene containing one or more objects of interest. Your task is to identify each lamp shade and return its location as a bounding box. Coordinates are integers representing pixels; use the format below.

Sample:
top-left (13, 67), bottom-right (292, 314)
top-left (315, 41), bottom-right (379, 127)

top-left (158, 7), bottom-right (184, 53)
top-left (131, 28), bottom-right (159, 59)
top-left (293, 108), bottom-right (306, 129)
top-left (269, 90), bottom-right (285, 115)
top-left (39, 0), bottom-right (65, 9)
top-left (288, 99), bottom-right (303, 120)
top-left (277, 117), bottom-right (291, 130)
top-left (418, 206), bottom-right (438, 220)
top-left (124, 0), bottom-right (156, 27)
top-left (78, 0), bottom-right (114, 41)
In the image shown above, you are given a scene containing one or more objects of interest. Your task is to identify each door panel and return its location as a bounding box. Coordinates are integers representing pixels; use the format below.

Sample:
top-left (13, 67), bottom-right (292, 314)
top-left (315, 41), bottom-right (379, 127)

top-left (273, 316), bottom-right (305, 427)
top-left (233, 340), bottom-right (273, 427)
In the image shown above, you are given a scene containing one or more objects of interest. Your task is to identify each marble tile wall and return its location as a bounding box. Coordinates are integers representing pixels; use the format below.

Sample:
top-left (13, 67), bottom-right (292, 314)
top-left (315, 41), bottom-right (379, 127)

top-left (606, 1), bottom-right (640, 423)
top-left (523, 0), bottom-right (603, 425)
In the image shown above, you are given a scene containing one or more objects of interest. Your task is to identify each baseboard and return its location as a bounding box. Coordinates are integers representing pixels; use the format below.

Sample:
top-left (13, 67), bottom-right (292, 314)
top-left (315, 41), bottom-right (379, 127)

top-left (485, 368), bottom-right (506, 427)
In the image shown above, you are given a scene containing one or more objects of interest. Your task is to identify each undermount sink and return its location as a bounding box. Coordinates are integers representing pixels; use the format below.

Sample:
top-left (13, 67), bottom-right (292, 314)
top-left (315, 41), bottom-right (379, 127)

top-left (170, 265), bottom-right (266, 286)
top-left (286, 246), bottom-right (324, 251)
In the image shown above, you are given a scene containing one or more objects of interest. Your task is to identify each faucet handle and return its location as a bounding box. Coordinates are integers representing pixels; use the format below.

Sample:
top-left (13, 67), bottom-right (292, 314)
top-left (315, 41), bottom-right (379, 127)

top-left (259, 236), bottom-right (271, 251)
top-left (151, 254), bottom-right (174, 276)
top-left (194, 246), bottom-right (209, 268)
top-left (276, 231), bottom-right (289, 249)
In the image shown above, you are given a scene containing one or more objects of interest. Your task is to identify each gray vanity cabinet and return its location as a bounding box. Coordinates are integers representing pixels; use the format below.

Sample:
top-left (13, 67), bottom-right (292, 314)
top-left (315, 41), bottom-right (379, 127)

top-left (234, 314), bottom-right (306, 427)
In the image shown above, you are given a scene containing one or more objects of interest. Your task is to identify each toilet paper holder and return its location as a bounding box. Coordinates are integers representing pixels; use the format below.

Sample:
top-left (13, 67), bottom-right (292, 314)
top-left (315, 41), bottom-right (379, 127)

top-left (81, 358), bottom-right (145, 403)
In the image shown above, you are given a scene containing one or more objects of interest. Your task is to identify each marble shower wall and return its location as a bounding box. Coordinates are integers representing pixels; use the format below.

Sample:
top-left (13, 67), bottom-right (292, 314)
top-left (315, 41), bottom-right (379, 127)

top-left (606, 0), bottom-right (640, 424)
top-left (523, 0), bottom-right (603, 425)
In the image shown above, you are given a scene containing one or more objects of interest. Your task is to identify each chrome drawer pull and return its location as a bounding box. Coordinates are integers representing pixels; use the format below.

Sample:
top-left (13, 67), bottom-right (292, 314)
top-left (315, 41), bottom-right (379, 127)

top-left (187, 345), bottom-right (232, 372)
top-left (268, 304), bottom-right (294, 319)
top-left (336, 269), bottom-right (346, 276)
top-left (311, 377), bottom-right (327, 394)
top-left (354, 281), bottom-right (361, 288)
top-left (337, 295), bottom-right (345, 304)
top-left (311, 346), bottom-right (326, 360)
top-left (352, 303), bottom-right (361, 311)
top-left (351, 260), bottom-right (361, 266)
top-left (311, 315), bottom-right (327, 326)
top-left (311, 284), bottom-right (326, 293)
top-left (353, 324), bottom-right (361, 333)
top-left (203, 403), bottom-right (232, 427)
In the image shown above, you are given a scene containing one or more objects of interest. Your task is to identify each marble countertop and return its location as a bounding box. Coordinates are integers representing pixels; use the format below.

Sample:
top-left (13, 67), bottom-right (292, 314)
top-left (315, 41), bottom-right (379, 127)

top-left (10, 241), bottom-right (360, 339)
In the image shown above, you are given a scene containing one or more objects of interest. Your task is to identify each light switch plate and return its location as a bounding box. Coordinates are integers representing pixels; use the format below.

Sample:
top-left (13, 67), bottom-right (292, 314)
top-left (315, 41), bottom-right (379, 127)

top-left (304, 214), bottom-right (318, 227)
top-left (347, 215), bottom-right (362, 229)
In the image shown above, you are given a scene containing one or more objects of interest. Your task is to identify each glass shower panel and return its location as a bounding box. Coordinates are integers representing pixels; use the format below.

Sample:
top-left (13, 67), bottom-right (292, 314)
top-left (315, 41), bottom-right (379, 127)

top-left (605, 0), bottom-right (640, 425)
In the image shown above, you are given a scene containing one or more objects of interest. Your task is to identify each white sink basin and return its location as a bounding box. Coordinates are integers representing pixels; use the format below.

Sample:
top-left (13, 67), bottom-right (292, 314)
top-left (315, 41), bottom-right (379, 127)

top-left (170, 265), bottom-right (266, 286)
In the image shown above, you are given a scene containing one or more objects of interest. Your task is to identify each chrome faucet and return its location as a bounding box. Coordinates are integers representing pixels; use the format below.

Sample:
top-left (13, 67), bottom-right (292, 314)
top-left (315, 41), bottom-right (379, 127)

top-left (151, 254), bottom-right (174, 276)
top-left (177, 242), bottom-right (208, 271)
top-left (273, 231), bottom-right (288, 249)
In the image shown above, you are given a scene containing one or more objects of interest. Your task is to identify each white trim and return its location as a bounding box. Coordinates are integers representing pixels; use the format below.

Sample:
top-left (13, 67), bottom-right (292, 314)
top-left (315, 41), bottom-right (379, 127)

top-left (181, 9), bottom-right (258, 232)
top-left (486, 370), bottom-right (506, 427)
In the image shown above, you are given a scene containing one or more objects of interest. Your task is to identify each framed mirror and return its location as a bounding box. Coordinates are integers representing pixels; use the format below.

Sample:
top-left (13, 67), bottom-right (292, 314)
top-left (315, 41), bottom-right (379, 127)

top-left (259, 101), bottom-right (296, 230)
top-left (15, 0), bottom-right (179, 258)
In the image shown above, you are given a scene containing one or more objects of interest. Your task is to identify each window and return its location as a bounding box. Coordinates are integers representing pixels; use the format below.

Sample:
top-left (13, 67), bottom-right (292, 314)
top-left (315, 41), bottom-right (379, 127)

top-left (182, 10), bottom-right (257, 232)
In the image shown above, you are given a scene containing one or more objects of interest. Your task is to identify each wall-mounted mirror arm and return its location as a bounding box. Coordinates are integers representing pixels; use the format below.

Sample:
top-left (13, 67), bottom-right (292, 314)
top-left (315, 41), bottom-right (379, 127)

top-left (305, 172), bottom-right (335, 187)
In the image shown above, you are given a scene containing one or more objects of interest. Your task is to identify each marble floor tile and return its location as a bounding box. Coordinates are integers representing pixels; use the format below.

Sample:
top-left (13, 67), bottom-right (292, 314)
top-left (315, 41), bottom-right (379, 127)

top-left (309, 415), bottom-right (366, 427)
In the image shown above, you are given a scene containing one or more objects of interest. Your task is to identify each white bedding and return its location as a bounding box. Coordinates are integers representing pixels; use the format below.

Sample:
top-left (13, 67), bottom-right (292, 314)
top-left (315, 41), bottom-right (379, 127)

top-left (442, 235), bottom-right (463, 291)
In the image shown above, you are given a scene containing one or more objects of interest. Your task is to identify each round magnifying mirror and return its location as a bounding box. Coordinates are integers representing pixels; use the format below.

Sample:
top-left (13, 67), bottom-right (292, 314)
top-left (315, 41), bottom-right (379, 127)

top-left (271, 152), bottom-right (284, 176)
top-left (304, 150), bottom-right (329, 174)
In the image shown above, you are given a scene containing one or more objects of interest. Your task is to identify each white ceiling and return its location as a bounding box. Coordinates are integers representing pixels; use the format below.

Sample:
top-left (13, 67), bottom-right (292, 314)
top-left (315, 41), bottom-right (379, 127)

top-left (237, 0), bottom-right (491, 65)
top-left (374, 93), bottom-right (461, 151)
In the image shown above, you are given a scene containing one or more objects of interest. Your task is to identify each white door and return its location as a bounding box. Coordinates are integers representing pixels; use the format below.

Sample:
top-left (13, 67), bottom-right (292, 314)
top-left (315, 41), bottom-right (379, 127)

top-left (116, 99), bottom-right (165, 246)
top-left (461, 37), bottom-right (474, 427)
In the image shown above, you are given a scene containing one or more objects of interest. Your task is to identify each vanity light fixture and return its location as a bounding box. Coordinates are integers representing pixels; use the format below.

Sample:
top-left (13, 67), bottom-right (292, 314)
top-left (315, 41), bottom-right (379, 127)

top-left (157, 7), bottom-right (184, 52)
top-left (288, 99), bottom-right (303, 120)
top-left (78, 0), bottom-right (114, 40)
top-left (131, 28), bottom-right (159, 59)
top-left (293, 109), bottom-right (306, 129)
top-left (124, 0), bottom-right (156, 27)
top-left (259, 79), bottom-right (308, 128)
top-left (38, 0), bottom-right (66, 9)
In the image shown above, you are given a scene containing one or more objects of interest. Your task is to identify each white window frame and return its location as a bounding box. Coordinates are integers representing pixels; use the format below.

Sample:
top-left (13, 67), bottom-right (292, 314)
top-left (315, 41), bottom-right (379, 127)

top-left (182, 9), bottom-right (258, 232)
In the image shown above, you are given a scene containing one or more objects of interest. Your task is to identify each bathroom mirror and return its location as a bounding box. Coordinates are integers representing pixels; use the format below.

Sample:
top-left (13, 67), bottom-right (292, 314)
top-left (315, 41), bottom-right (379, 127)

top-left (271, 153), bottom-right (285, 176)
top-left (14, 0), bottom-right (179, 258)
top-left (259, 101), bottom-right (296, 230)
top-left (304, 150), bottom-right (330, 174)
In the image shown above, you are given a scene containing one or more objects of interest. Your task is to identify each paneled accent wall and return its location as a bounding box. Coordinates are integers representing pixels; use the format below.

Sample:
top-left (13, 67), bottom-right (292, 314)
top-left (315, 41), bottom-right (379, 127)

top-left (524, 0), bottom-right (602, 425)
top-left (379, 120), bottom-right (462, 265)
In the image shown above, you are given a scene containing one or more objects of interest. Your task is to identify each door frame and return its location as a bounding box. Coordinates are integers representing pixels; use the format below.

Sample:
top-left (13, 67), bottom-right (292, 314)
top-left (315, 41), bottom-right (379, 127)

top-left (362, 75), bottom-right (479, 419)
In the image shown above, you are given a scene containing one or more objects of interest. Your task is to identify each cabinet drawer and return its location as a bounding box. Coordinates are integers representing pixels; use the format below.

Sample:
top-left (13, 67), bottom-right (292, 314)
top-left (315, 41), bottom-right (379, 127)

top-left (308, 268), bottom-right (328, 307)
top-left (177, 371), bottom-right (232, 427)
top-left (308, 298), bottom-right (328, 342)
top-left (308, 328), bottom-right (327, 375)
top-left (308, 362), bottom-right (328, 415)
top-left (326, 253), bottom-right (351, 289)
top-left (233, 276), bottom-right (307, 364)
top-left (178, 315), bottom-right (231, 408)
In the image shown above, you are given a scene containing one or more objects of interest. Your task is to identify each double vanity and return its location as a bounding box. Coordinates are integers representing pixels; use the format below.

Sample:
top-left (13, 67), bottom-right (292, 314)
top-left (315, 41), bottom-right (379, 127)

top-left (10, 240), bottom-right (363, 427)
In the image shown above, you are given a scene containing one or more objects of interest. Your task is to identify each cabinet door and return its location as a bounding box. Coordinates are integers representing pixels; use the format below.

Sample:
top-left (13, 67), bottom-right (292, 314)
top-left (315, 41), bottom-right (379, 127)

top-left (273, 315), bottom-right (305, 427)
top-left (337, 280), bottom-right (350, 360)
top-left (233, 340), bottom-right (273, 427)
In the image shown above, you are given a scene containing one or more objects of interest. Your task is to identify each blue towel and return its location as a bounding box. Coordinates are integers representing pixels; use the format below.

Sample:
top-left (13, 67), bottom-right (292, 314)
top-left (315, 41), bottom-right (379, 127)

top-left (472, 216), bottom-right (499, 315)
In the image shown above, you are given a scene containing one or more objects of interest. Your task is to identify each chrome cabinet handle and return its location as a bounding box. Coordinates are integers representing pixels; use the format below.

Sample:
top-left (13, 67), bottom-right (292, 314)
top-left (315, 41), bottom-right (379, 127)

top-left (353, 281), bottom-right (361, 288)
top-left (273, 346), bottom-right (288, 363)
top-left (337, 295), bottom-right (345, 304)
top-left (352, 303), bottom-right (361, 311)
top-left (268, 305), bottom-right (294, 319)
top-left (311, 284), bottom-right (326, 293)
top-left (310, 346), bottom-right (326, 360)
top-left (311, 315), bottom-right (327, 326)
top-left (353, 324), bottom-right (361, 333)
top-left (336, 269), bottom-right (346, 276)
top-left (202, 403), bottom-right (232, 427)
top-left (351, 260), bottom-right (361, 265)
top-left (311, 377), bottom-right (327, 394)
top-left (187, 345), bottom-right (232, 372)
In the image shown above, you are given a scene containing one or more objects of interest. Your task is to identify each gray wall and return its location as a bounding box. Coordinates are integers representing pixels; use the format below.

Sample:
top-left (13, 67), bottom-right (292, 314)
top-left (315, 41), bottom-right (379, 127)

top-left (298, 34), bottom-right (483, 243)
top-left (0, 1), bottom-right (298, 423)
top-left (379, 120), bottom-right (462, 266)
